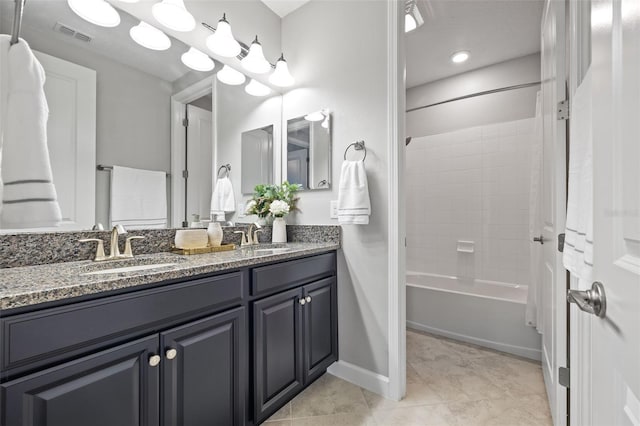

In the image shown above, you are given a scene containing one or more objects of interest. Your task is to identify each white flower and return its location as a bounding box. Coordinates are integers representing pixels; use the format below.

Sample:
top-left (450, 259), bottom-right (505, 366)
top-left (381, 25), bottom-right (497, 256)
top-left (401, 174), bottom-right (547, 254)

top-left (245, 200), bottom-right (257, 214)
top-left (269, 200), bottom-right (290, 217)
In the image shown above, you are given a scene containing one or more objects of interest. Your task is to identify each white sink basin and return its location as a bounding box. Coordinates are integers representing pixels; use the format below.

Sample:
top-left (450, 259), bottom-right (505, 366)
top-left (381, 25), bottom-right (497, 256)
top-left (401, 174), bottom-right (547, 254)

top-left (81, 263), bottom-right (178, 276)
top-left (252, 248), bottom-right (293, 254)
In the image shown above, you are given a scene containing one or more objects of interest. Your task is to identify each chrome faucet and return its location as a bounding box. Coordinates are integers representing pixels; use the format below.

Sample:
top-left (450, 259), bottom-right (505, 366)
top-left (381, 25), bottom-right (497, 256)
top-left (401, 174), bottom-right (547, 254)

top-left (80, 225), bottom-right (145, 261)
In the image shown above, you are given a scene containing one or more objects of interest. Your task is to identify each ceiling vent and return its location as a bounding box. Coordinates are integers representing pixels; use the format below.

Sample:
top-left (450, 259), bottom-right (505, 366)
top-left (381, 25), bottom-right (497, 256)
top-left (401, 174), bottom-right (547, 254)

top-left (53, 22), bottom-right (92, 43)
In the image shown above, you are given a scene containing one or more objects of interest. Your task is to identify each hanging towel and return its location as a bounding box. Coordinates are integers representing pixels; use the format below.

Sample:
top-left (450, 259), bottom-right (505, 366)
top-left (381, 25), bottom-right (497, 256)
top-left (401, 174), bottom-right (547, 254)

top-left (0, 37), bottom-right (62, 228)
top-left (111, 166), bottom-right (167, 229)
top-left (210, 176), bottom-right (235, 218)
top-left (563, 69), bottom-right (593, 284)
top-left (526, 91), bottom-right (543, 332)
top-left (338, 160), bottom-right (371, 225)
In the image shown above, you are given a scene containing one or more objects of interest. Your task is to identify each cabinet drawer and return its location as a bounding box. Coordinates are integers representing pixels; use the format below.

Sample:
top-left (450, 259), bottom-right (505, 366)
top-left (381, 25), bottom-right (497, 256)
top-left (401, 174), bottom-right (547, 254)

top-left (2, 272), bottom-right (245, 373)
top-left (251, 252), bottom-right (336, 297)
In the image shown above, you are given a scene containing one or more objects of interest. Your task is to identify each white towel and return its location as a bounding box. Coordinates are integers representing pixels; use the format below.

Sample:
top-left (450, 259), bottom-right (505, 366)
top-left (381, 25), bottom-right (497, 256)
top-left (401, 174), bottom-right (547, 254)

top-left (563, 69), bottom-right (593, 284)
top-left (0, 37), bottom-right (62, 228)
top-left (111, 166), bottom-right (167, 229)
top-left (338, 160), bottom-right (371, 225)
top-left (210, 176), bottom-right (235, 218)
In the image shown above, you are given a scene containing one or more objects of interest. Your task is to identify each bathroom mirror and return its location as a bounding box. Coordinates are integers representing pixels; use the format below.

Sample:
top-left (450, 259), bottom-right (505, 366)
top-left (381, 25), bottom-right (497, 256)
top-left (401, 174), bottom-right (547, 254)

top-left (0, 1), bottom-right (283, 231)
top-left (241, 126), bottom-right (275, 194)
top-left (286, 111), bottom-right (332, 190)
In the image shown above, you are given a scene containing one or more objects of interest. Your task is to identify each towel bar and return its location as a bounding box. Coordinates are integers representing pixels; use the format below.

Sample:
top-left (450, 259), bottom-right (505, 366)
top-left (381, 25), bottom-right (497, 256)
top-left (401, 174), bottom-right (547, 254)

top-left (343, 141), bottom-right (366, 162)
top-left (96, 165), bottom-right (171, 177)
top-left (217, 164), bottom-right (231, 178)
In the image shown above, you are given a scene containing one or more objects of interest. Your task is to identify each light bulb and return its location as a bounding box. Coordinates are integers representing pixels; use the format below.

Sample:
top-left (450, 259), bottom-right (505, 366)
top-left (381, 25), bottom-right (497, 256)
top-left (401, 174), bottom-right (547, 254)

top-left (405, 14), bottom-right (417, 32)
top-left (67, 0), bottom-right (120, 28)
top-left (241, 36), bottom-right (272, 74)
top-left (269, 54), bottom-right (294, 87)
top-left (217, 65), bottom-right (246, 86)
top-left (130, 21), bottom-right (171, 51)
top-left (181, 48), bottom-right (215, 72)
top-left (451, 51), bottom-right (470, 63)
top-left (245, 79), bottom-right (271, 97)
top-left (152, 0), bottom-right (196, 32)
top-left (206, 14), bottom-right (241, 58)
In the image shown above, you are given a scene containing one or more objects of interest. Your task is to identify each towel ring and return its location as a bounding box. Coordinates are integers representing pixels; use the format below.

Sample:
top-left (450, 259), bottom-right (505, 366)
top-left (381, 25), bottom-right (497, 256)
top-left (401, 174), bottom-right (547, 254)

top-left (343, 141), bottom-right (366, 162)
top-left (217, 164), bottom-right (231, 178)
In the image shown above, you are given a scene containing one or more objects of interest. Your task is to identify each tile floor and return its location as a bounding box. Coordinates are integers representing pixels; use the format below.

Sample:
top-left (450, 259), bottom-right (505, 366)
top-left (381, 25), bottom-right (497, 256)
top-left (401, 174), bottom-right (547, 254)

top-left (264, 329), bottom-right (551, 426)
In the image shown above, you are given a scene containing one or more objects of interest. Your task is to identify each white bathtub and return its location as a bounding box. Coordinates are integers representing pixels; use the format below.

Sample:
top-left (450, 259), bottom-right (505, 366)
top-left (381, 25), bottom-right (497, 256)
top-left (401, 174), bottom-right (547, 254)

top-left (406, 272), bottom-right (542, 360)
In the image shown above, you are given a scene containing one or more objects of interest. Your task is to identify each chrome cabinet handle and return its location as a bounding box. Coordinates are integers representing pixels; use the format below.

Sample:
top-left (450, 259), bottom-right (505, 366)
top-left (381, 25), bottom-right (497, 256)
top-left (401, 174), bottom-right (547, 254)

top-left (165, 348), bottom-right (177, 360)
top-left (149, 354), bottom-right (161, 367)
top-left (305, 296), bottom-right (311, 303)
top-left (299, 298), bottom-right (306, 305)
top-left (533, 235), bottom-right (545, 244)
top-left (567, 281), bottom-right (606, 318)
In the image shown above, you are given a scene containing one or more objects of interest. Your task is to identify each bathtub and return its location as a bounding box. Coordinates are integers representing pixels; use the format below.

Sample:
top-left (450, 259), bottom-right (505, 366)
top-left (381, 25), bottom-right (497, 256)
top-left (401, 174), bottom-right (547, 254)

top-left (406, 272), bottom-right (542, 360)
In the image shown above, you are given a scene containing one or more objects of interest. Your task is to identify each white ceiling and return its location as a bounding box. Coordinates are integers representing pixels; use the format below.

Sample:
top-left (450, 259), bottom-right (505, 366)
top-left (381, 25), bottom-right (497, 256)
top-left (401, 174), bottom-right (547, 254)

top-left (260, 0), bottom-right (312, 18)
top-left (406, 0), bottom-right (544, 88)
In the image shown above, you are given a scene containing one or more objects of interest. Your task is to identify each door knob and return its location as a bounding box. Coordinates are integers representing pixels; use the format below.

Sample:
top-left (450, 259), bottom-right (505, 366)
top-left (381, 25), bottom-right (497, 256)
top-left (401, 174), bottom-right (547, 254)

top-left (305, 296), bottom-right (311, 303)
top-left (567, 281), bottom-right (606, 318)
top-left (533, 235), bottom-right (545, 244)
top-left (166, 348), bottom-right (178, 360)
top-left (299, 299), bottom-right (306, 305)
top-left (149, 354), bottom-right (161, 367)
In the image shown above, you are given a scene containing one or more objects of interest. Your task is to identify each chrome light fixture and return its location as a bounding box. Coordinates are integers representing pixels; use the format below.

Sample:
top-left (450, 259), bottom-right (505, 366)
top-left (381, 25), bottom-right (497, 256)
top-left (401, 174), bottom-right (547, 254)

top-left (217, 65), bottom-right (246, 85)
top-left (206, 14), bottom-right (241, 58)
top-left (181, 47), bottom-right (215, 72)
top-left (405, 0), bottom-right (423, 33)
top-left (241, 37), bottom-right (272, 74)
top-left (130, 21), bottom-right (171, 51)
top-left (245, 79), bottom-right (271, 97)
top-left (67, 0), bottom-right (121, 28)
top-left (269, 54), bottom-right (295, 87)
top-left (152, 0), bottom-right (196, 32)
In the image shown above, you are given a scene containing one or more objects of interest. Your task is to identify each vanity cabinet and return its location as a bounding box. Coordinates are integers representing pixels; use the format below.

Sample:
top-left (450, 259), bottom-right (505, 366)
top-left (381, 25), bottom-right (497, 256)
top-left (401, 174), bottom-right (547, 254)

top-left (252, 273), bottom-right (337, 424)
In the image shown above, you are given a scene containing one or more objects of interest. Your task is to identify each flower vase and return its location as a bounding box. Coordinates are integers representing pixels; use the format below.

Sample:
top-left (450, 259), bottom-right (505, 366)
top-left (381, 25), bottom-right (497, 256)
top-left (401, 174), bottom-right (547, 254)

top-left (272, 217), bottom-right (287, 243)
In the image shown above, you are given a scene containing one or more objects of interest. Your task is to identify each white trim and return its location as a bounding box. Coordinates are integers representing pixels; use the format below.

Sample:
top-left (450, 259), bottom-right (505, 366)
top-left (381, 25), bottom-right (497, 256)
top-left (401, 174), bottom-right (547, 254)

top-left (407, 321), bottom-right (542, 361)
top-left (328, 361), bottom-right (390, 398)
top-left (386, 0), bottom-right (406, 401)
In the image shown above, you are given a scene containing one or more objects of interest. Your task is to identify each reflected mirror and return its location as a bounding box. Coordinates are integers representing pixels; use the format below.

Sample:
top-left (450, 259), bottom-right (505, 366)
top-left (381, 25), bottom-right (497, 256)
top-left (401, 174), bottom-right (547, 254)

top-left (286, 110), bottom-right (331, 190)
top-left (241, 126), bottom-right (274, 194)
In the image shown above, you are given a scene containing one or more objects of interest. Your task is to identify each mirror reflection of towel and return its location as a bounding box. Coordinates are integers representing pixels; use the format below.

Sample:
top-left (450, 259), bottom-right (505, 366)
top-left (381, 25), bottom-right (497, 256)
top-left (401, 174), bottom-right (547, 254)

top-left (111, 166), bottom-right (167, 229)
top-left (210, 177), bottom-right (235, 217)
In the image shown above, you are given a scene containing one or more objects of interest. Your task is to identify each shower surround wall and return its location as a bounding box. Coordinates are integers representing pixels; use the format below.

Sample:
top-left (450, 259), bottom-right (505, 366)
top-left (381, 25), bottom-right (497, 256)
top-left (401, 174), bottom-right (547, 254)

top-left (406, 118), bottom-right (535, 286)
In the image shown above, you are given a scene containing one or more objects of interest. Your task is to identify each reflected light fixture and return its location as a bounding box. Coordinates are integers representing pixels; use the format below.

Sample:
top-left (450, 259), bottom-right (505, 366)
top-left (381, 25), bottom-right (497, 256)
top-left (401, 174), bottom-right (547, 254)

top-left (451, 51), bottom-right (470, 63)
top-left (67, 0), bottom-right (121, 28)
top-left (206, 14), bottom-right (242, 58)
top-left (405, 0), bottom-right (423, 33)
top-left (304, 110), bottom-right (325, 122)
top-left (321, 112), bottom-right (331, 129)
top-left (181, 47), bottom-right (215, 72)
top-left (217, 65), bottom-right (246, 85)
top-left (117, 0), bottom-right (140, 2)
top-left (269, 54), bottom-right (295, 87)
top-left (152, 0), bottom-right (196, 32)
top-left (241, 36), bottom-right (272, 74)
top-left (245, 79), bottom-right (271, 97)
top-left (130, 21), bottom-right (171, 51)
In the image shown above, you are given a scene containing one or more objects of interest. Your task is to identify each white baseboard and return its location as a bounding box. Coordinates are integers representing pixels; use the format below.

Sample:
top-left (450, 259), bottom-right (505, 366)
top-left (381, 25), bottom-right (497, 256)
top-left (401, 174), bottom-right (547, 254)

top-left (407, 321), bottom-right (542, 361)
top-left (327, 360), bottom-right (393, 400)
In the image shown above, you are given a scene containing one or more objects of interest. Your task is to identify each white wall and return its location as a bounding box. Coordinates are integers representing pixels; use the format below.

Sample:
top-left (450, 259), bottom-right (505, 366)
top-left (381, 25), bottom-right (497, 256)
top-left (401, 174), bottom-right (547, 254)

top-left (282, 0), bottom-right (391, 377)
top-left (407, 53), bottom-right (540, 137)
top-left (23, 34), bottom-right (173, 227)
top-left (406, 119), bottom-right (536, 285)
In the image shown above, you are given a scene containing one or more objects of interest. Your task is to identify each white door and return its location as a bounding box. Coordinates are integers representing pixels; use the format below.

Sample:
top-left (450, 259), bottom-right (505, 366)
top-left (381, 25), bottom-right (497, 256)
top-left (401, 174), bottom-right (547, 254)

top-left (540, 1), bottom-right (568, 424)
top-left (5, 51), bottom-right (97, 232)
top-left (186, 104), bottom-right (213, 221)
top-left (569, 0), bottom-right (640, 423)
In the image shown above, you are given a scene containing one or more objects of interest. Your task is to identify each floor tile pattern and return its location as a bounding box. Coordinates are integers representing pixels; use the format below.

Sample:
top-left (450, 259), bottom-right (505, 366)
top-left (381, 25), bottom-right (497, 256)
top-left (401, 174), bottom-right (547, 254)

top-left (264, 330), bottom-right (552, 425)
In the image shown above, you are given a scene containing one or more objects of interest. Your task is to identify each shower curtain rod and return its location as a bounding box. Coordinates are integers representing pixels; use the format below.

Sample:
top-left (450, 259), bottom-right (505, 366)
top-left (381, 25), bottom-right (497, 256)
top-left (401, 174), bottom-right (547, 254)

top-left (406, 81), bottom-right (542, 113)
top-left (10, 0), bottom-right (26, 46)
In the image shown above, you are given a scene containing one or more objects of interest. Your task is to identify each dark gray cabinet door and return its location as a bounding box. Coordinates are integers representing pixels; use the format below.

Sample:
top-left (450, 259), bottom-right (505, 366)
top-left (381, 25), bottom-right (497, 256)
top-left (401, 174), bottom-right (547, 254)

top-left (253, 287), bottom-right (304, 424)
top-left (1, 335), bottom-right (159, 426)
top-left (303, 278), bottom-right (338, 383)
top-left (161, 307), bottom-right (245, 426)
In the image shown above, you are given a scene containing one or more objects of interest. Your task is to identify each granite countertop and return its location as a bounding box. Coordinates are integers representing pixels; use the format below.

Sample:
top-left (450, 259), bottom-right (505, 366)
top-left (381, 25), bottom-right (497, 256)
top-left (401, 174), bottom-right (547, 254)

top-left (0, 242), bottom-right (339, 311)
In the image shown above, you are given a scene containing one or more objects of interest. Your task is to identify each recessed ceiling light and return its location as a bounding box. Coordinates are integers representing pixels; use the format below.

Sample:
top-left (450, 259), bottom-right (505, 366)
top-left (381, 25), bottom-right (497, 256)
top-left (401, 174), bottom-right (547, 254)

top-left (451, 51), bottom-right (470, 64)
top-left (67, 0), bottom-right (120, 28)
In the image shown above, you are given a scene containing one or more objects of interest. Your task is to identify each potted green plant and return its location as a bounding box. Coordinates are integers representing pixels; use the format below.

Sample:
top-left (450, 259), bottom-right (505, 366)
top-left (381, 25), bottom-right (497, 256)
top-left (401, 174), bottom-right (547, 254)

top-left (245, 181), bottom-right (301, 242)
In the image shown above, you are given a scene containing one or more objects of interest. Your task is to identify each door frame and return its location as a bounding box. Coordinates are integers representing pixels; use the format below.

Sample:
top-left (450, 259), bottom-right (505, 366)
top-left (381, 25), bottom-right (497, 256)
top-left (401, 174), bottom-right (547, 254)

top-left (170, 77), bottom-right (216, 228)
